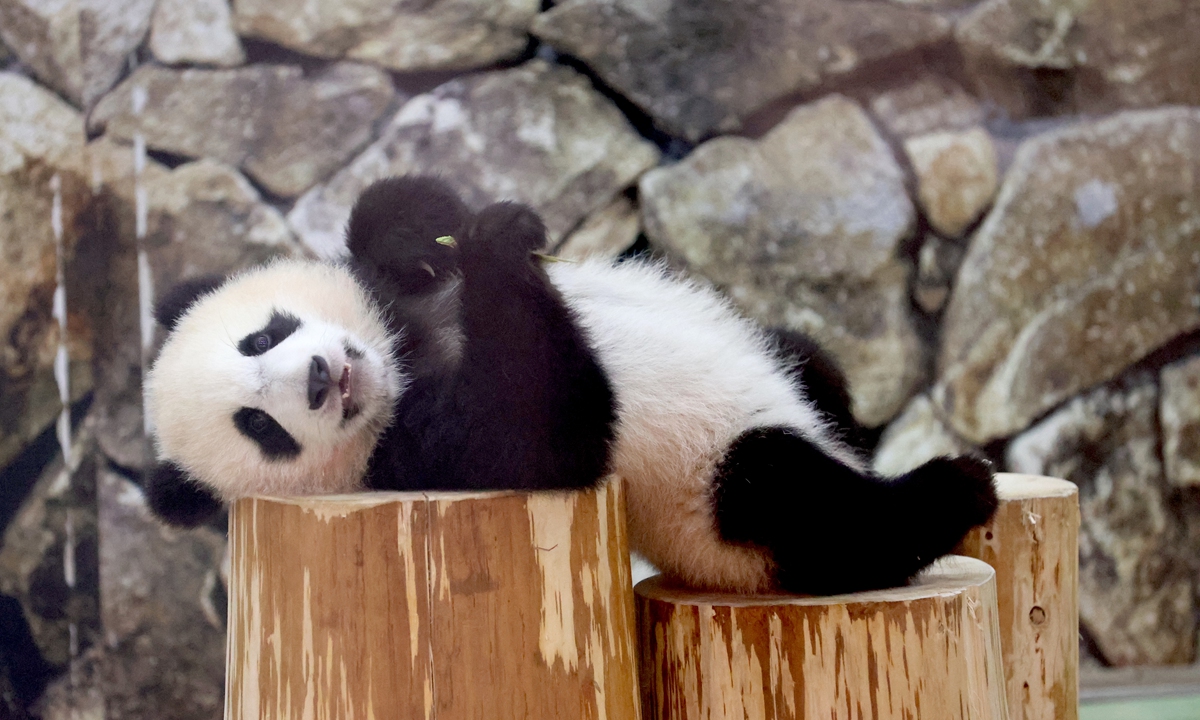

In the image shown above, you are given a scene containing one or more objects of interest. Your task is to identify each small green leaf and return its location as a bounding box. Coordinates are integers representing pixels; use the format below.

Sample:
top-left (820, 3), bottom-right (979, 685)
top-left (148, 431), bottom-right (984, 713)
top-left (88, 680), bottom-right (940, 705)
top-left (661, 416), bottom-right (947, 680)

top-left (532, 252), bottom-right (576, 263)
top-left (435, 235), bottom-right (456, 247)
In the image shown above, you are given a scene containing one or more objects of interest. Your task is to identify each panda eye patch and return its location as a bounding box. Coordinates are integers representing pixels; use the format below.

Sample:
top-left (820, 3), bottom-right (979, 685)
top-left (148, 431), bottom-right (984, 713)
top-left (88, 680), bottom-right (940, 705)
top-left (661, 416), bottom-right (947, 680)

top-left (238, 311), bottom-right (302, 356)
top-left (233, 407), bottom-right (301, 460)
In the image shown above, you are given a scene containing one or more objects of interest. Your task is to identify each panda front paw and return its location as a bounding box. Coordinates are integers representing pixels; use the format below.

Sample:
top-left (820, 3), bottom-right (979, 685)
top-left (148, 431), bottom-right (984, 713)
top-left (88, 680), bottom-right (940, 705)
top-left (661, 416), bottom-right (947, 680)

top-left (463, 202), bottom-right (547, 270)
top-left (345, 176), bottom-right (469, 295)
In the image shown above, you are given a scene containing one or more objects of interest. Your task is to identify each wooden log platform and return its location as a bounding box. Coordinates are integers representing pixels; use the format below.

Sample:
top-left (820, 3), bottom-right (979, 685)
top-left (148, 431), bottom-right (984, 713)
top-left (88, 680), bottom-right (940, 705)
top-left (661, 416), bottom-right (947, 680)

top-left (958, 473), bottom-right (1080, 720)
top-left (224, 477), bottom-right (641, 720)
top-left (637, 555), bottom-right (1009, 720)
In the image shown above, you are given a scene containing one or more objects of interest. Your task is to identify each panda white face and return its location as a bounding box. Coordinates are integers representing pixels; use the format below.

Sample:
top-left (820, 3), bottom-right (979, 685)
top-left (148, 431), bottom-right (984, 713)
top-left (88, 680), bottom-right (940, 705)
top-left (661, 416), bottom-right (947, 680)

top-left (146, 260), bottom-right (403, 501)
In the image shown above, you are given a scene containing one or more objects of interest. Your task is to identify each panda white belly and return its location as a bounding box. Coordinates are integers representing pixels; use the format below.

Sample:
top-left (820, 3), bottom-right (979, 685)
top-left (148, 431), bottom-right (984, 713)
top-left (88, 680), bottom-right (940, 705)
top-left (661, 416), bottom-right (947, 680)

top-left (548, 260), bottom-right (861, 590)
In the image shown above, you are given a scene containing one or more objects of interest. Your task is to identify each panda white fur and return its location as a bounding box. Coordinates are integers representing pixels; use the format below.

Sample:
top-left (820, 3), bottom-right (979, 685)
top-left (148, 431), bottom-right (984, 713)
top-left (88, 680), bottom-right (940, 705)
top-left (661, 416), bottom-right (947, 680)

top-left (146, 176), bottom-right (997, 594)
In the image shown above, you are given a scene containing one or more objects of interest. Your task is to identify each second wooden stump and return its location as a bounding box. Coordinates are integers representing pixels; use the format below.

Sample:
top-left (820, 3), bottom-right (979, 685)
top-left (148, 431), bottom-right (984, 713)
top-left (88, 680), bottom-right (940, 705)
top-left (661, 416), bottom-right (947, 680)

top-left (637, 556), bottom-right (1008, 720)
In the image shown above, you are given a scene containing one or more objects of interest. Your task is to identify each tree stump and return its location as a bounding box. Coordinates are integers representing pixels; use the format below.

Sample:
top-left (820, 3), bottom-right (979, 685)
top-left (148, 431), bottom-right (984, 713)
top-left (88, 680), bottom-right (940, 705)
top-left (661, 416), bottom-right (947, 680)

top-left (225, 477), bottom-right (641, 720)
top-left (637, 556), bottom-right (1008, 720)
top-left (958, 473), bottom-right (1079, 720)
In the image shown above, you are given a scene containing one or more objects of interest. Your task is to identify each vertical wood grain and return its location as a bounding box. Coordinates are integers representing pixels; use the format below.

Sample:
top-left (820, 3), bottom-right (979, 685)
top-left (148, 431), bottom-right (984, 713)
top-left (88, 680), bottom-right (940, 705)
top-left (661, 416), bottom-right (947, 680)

top-left (637, 556), bottom-right (1009, 720)
top-left (225, 477), bottom-right (640, 720)
top-left (959, 473), bottom-right (1080, 720)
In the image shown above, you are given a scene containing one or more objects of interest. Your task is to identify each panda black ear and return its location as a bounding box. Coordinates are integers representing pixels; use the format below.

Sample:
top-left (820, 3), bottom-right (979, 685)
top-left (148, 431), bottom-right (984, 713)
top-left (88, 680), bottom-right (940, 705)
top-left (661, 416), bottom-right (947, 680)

top-left (155, 275), bottom-right (226, 331)
top-left (144, 461), bottom-right (224, 527)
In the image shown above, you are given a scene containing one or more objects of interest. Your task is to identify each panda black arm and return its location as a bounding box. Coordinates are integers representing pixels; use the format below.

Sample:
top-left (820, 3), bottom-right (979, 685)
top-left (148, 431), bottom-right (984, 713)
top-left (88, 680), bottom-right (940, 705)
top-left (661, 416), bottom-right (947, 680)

top-left (144, 461), bottom-right (224, 528)
top-left (390, 202), bottom-right (615, 491)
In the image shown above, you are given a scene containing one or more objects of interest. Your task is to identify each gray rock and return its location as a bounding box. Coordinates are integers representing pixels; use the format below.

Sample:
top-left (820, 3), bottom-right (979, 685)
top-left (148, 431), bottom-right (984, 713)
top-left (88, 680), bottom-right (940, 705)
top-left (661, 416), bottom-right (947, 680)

top-left (0, 423), bottom-right (100, 669)
top-left (0, 73), bottom-right (93, 471)
top-left (1161, 355), bottom-right (1200, 488)
top-left (1007, 376), bottom-right (1196, 665)
top-left (0, 0), bottom-right (156, 107)
top-left (867, 76), bottom-right (987, 140)
top-left (148, 0), bottom-right (245, 67)
top-left (641, 95), bottom-right (923, 427)
top-left (935, 108), bottom-right (1200, 444)
top-left (554, 193), bottom-right (640, 260)
top-left (82, 144), bottom-right (302, 470)
top-left (96, 469), bottom-right (226, 719)
top-left (533, 0), bottom-right (950, 141)
top-left (234, 0), bottom-right (538, 72)
top-left (89, 63), bottom-right (394, 198)
top-left (0, 2), bottom-right (82, 104)
top-left (78, 0), bottom-right (158, 107)
top-left (289, 60), bottom-right (660, 258)
top-left (957, 0), bottom-right (1200, 118)
top-left (872, 394), bottom-right (974, 476)
top-left (913, 233), bottom-right (966, 315)
top-left (904, 127), bottom-right (998, 238)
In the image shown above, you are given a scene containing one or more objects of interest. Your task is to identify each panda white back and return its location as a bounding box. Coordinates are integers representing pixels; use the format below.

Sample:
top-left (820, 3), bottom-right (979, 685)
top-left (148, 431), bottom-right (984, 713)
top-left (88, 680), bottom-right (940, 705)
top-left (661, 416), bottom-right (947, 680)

top-left (549, 260), bottom-right (866, 590)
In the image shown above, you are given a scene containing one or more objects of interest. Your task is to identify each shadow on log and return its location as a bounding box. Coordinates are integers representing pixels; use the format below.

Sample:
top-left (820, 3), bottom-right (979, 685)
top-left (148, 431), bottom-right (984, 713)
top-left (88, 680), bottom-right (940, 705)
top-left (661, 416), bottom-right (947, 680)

top-left (225, 476), bottom-right (640, 720)
top-left (637, 556), bottom-right (1009, 720)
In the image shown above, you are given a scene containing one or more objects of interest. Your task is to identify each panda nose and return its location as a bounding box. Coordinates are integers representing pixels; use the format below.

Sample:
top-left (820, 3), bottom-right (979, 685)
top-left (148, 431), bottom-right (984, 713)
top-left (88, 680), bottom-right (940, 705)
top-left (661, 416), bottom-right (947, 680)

top-left (308, 355), bottom-right (333, 410)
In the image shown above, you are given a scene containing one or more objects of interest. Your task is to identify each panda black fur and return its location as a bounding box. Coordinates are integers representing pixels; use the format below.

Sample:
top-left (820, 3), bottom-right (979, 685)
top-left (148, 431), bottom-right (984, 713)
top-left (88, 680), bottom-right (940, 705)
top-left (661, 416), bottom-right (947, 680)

top-left (145, 176), bottom-right (998, 595)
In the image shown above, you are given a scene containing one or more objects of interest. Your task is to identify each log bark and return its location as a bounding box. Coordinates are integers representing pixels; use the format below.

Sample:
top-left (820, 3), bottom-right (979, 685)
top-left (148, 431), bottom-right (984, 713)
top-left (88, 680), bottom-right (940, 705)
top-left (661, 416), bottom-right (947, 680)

top-left (958, 473), bottom-right (1079, 720)
top-left (225, 477), bottom-right (641, 720)
top-left (637, 555), bottom-right (1008, 720)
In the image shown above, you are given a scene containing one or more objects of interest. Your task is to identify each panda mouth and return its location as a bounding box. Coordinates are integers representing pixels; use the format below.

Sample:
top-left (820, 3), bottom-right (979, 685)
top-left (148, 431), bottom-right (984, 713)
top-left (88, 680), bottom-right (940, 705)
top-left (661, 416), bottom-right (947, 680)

top-left (339, 363), bottom-right (361, 421)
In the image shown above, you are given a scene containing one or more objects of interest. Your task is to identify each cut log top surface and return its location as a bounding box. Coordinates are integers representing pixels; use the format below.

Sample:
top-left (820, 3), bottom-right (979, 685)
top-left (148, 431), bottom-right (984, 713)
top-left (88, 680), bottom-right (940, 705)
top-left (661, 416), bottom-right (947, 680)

top-left (993, 472), bottom-right (1078, 501)
top-left (636, 554), bottom-right (996, 606)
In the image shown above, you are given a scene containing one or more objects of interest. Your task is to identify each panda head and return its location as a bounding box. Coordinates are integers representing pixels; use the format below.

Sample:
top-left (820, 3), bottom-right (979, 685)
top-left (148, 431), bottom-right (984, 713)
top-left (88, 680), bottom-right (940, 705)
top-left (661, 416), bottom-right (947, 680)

top-left (144, 259), bottom-right (403, 527)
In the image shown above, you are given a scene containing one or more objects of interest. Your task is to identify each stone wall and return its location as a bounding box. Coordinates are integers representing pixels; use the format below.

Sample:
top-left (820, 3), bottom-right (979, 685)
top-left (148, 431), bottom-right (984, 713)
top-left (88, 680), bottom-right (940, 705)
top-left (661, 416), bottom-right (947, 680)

top-left (0, 0), bottom-right (1197, 715)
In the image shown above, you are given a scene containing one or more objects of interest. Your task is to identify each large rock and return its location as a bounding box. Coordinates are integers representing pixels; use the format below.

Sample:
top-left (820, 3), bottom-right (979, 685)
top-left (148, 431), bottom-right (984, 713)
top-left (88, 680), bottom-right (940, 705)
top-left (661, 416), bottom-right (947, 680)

top-left (77, 0), bottom-right (158, 107)
top-left (935, 108), bottom-right (1200, 444)
top-left (904, 127), bottom-right (998, 238)
top-left (533, 0), bottom-right (950, 141)
top-left (89, 63), bottom-right (394, 198)
top-left (81, 145), bottom-right (302, 470)
top-left (95, 469), bottom-right (226, 719)
top-left (641, 95), bottom-right (923, 427)
top-left (1161, 355), bottom-right (1200, 488)
top-left (0, 3), bottom-right (82, 104)
top-left (234, 0), bottom-right (537, 72)
top-left (289, 60), bottom-right (660, 258)
top-left (957, 0), bottom-right (1200, 118)
top-left (0, 0), bottom-right (156, 107)
top-left (1007, 376), bottom-right (1196, 665)
top-left (873, 394), bottom-right (974, 476)
top-left (0, 73), bottom-right (94, 471)
top-left (148, 0), bottom-right (245, 67)
top-left (0, 424), bottom-right (100, 670)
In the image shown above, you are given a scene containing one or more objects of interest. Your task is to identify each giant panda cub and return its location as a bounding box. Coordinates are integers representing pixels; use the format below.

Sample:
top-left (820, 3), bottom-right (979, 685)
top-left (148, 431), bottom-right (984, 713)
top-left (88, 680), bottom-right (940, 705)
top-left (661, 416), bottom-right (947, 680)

top-left (145, 176), bottom-right (997, 595)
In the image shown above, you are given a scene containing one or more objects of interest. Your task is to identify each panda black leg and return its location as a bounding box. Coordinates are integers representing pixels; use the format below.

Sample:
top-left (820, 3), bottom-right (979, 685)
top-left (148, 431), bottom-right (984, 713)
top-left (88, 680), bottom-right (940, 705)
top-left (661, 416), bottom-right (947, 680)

top-left (712, 427), bottom-right (997, 594)
top-left (428, 202), bottom-right (614, 490)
